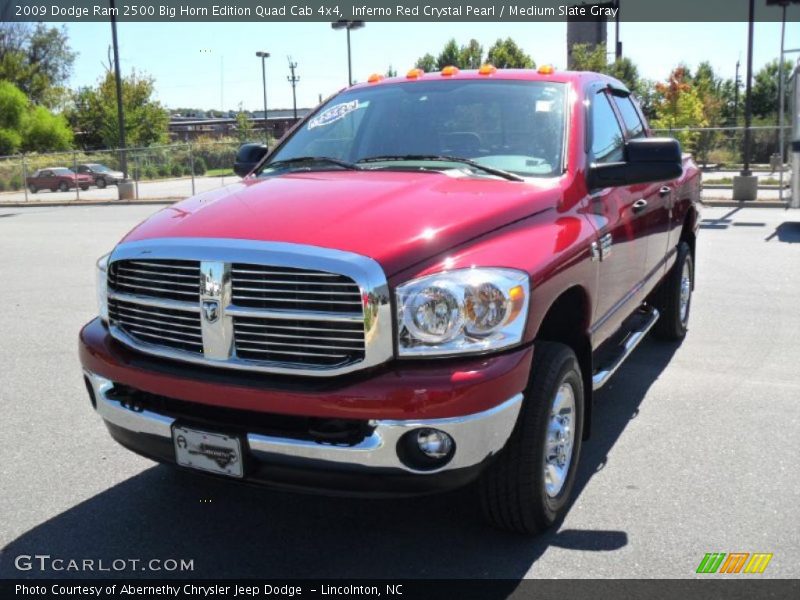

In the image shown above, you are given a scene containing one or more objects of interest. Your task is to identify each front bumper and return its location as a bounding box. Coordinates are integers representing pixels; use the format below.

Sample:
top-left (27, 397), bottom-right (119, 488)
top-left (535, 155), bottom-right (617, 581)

top-left (84, 370), bottom-right (523, 495)
top-left (79, 318), bottom-right (533, 495)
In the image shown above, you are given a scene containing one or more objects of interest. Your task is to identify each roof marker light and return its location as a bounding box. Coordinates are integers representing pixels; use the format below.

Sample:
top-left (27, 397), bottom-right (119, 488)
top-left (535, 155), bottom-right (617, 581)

top-left (368, 73), bottom-right (384, 83)
top-left (406, 68), bottom-right (425, 79)
top-left (441, 65), bottom-right (459, 76)
top-left (538, 65), bottom-right (555, 75)
top-left (478, 64), bottom-right (497, 75)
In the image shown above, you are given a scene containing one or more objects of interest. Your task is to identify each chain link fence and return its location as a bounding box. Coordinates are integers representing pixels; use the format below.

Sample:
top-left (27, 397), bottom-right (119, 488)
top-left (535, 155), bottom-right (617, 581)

top-left (0, 140), bottom-right (241, 203)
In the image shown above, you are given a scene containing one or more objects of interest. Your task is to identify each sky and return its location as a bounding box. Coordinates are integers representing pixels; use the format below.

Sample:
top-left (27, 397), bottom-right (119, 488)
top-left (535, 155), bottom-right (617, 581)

top-left (59, 20), bottom-right (800, 112)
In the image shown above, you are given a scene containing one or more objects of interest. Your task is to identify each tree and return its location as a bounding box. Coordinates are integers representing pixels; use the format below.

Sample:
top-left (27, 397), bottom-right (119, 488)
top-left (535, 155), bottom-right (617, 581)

top-left (415, 53), bottom-right (436, 72)
top-left (751, 59), bottom-right (793, 120)
top-left (459, 39), bottom-right (483, 69)
top-left (436, 39), bottom-right (461, 69)
top-left (235, 103), bottom-right (254, 143)
top-left (650, 67), bottom-right (707, 153)
top-left (568, 43), bottom-right (606, 72)
top-left (0, 23), bottom-right (76, 108)
top-left (68, 70), bottom-right (169, 149)
top-left (385, 65), bottom-right (398, 77)
top-left (0, 81), bottom-right (72, 154)
top-left (486, 38), bottom-right (535, 69)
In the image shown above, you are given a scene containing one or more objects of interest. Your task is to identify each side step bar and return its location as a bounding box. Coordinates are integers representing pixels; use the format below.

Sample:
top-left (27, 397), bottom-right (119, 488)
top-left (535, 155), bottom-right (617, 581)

top-left (592, 306), bottom-right (660, 391)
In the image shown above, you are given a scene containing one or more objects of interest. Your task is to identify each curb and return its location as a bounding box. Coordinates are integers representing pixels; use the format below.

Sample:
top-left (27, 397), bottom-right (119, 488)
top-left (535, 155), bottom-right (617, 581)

top-left (0, 199), bottom-right (177, 208)
top-left (700, 200), bottom-right (790, 209)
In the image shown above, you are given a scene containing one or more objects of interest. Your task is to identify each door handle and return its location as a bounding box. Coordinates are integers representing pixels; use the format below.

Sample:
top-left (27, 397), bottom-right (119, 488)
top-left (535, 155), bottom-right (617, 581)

top-left (659, 186), bottom-right (672, 197)
top-left (632, 199), bottom-right (648, 213)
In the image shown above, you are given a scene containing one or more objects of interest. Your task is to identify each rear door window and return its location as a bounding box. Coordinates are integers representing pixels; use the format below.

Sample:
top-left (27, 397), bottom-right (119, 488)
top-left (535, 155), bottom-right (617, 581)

top-left (612, 96), bottom-right (646, 139)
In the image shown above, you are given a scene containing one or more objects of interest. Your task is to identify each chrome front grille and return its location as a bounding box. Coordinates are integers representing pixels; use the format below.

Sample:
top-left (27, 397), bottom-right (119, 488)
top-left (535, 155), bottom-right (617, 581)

top-left (109, 259), bottom-right (200, 302)
top-left (108, 298), bottom-right (203, 354)
top-left (104, 239), bottom-right (393, 377)
top-left (231, 264), bottom-right (363, 312)
top-left (233, 315), bottom-right (365, 366)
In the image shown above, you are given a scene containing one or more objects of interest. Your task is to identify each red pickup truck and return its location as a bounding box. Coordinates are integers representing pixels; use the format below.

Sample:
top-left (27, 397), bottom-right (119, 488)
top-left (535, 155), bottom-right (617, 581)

top-left (80, 67), bottom-right (700, 534)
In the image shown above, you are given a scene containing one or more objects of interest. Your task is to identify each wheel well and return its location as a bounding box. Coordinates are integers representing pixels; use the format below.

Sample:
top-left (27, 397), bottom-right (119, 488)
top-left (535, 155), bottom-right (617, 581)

top-left (681, 206), bottom-right (697, 260)
top-left (535, 286), bottom-right (593, 439)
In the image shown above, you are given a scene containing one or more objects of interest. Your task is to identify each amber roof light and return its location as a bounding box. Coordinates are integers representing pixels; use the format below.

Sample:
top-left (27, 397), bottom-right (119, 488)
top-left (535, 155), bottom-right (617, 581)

top-left (441, 65), bottom-right (459, 76)
top-left (478, 64), bottom-right (497, 75)
top-left (406, 68), bottom-right (424, 79)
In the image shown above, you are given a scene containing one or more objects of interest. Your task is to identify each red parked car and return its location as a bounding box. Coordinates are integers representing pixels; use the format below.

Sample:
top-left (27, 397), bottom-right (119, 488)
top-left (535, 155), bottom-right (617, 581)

top-left (27, 167), bottom-right (93, 193)
top-left (80, 67), bottom-right (700, 533)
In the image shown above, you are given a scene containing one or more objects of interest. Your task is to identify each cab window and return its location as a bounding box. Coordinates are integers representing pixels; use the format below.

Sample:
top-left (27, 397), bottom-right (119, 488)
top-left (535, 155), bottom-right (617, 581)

top-left (613, 96), bottom-right (646, 139)
top-left (591, 92), bottom-right (625, 164)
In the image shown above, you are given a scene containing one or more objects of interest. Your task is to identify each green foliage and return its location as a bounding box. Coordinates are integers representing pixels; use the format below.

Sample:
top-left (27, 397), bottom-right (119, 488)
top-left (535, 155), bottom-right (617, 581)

top-left (157, 164), bottom-right (171, 178)
top-left (67, 70), bottom-right (169, 150)
top-left (235, 103), bottom-right (254, 144)
top-left (144, 165), bottom-right (158, 179)
top-left (650, 67), bottom-right (707, 153)
top-left (193, 156), bottom-right (207, 175)
top-left (459, 39), bottom-right (483, 69)
top-left (385, 65), bottom-right (398, 77)
top-left (0, 80), bottom-right (28, 130)
top-left (415, 53), bottom-right (436, 72)
top-left (22, 105), bottom-right (72, 152)
top-left (436, 39), bottom-right (461, 69)
top-left (0, 128), bottom-right (22, 156)
top-left (486, 38), bottom-right (535, 69)
top-left (170, 163), bottom-right (184, 177)
top-left (751, 59), bottom-right (793, 119)
top-left (0, 23), bottom-right (76, 108)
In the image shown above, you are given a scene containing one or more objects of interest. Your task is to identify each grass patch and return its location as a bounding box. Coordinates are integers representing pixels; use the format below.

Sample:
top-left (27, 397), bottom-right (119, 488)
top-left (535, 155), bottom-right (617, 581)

top-left (206, 168), bottom-right (235, 177)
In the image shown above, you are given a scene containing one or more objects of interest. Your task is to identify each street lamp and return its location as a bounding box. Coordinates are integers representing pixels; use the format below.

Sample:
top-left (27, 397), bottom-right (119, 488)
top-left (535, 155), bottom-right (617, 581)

top-left (331, 20), bottom-right (365, 86)
top-left (255, 51), bottom-right (270, 143)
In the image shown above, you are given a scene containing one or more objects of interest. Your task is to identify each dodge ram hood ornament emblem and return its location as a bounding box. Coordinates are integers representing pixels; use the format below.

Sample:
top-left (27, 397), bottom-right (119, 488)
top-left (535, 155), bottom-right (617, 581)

top-left (202, 300), bottom-right (220, 323)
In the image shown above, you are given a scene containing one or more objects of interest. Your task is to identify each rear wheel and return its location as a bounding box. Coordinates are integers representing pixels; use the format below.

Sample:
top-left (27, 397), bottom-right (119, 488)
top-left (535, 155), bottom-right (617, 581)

top-left (58, 181), bottom-right (68, 192)
top-left (80, 185), bottom-right (90, 191)
top-left (479, 341), bottom-right (584, 534)
top-left (652, 241), bottom-right (693, 340)
top-left (28, 184), bottom-right (37, 193)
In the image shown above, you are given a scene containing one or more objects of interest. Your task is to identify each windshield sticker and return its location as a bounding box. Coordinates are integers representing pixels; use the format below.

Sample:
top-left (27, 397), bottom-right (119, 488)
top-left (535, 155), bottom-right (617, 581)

top-left (307, 100), bottom-right (360, 130)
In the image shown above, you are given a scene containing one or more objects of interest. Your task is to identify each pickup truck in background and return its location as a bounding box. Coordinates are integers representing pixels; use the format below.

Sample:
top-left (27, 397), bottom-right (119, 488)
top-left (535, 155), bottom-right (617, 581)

top-left (80, 67), bottom-right (700, 534)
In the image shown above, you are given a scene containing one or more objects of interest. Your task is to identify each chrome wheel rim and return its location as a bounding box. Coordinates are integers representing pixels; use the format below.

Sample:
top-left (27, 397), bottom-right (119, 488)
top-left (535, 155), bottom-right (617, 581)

top-left (679, 261), bottom-right (692, 325)
top-left (544, 382), bottom-right (576, 498)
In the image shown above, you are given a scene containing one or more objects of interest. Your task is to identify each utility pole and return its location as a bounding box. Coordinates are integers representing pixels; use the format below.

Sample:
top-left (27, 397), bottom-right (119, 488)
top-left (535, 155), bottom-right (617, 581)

top-left (287, 57), bottom-right (299, 120)
top-left (256, 51), bottom-right (270, 143)
top-left (614, 0), bottom-right (622, 60)
top-left (733, 59), bottom-right (741, 125)
top-left (109, 0), bottom-right (127, 179)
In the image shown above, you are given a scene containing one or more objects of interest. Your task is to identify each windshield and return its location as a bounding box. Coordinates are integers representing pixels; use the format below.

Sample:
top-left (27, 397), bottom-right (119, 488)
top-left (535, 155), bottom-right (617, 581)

top-left (263, 79), bottom-right (567, 178)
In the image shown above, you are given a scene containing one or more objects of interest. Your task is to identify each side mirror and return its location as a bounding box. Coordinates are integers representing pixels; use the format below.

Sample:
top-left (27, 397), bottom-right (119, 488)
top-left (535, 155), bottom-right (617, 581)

top-left (589, 138), bottom-right (683, 189)
top-left (234, 143), bottom-right (268, 177)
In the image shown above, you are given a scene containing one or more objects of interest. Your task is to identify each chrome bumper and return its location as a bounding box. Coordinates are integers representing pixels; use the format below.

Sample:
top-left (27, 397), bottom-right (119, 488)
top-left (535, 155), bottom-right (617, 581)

top-left (84, 371), bottom-right (523, 475)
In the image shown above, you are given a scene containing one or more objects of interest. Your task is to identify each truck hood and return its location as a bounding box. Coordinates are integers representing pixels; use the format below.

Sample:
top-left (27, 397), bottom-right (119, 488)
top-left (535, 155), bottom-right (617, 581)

top-left (123, 170), bottom-right (561, 276)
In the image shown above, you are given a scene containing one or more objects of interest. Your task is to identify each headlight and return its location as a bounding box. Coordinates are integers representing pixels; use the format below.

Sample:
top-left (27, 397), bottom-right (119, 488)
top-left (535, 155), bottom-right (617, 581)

top-left (396, 268), bottom-right (529, 357)
top-left (96, 253), bottom-right (110, 323)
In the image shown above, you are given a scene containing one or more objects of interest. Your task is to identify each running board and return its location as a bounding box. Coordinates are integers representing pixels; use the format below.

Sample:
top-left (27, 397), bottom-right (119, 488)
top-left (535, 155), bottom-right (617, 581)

top-left (592, 306), bottom-right (660, 391)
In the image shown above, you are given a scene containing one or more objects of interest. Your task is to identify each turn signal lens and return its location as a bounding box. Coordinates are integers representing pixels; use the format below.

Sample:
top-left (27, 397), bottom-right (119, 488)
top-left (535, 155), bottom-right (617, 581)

top-left (478, 64), bottom-right (497, 75)
top-left (441, 65), bottom-right (459, 76)
top-left (406, 68), bottom-right (424, 79)
top-left (367, 73), bottom-right (383, 83)
top-left (538, 64), bottom-right (555, 75)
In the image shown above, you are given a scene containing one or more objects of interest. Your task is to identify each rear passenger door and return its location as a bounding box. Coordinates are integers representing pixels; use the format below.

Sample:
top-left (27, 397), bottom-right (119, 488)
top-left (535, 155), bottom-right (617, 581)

top-left (610, 93), bottom-right (673, 289)
top-left (586, 86), bottom-right (649, 341)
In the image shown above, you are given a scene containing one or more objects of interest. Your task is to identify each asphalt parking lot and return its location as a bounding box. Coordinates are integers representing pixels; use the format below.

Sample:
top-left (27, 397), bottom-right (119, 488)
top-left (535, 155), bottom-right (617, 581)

top-left (0, 204), bottom-right (798, 579)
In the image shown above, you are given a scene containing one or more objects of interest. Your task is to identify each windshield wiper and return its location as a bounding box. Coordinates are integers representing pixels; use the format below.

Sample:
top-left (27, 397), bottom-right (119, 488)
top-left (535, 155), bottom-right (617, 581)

top-left (263, 156), bottom-right (361, 172)
top-left (357, 155), bottom-right (524, 182)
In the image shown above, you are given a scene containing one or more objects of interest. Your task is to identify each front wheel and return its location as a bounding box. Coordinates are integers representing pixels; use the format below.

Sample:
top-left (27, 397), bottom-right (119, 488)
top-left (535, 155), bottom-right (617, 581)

top-left (479, 341), bottom-right (584, 534)
top-left (80, 185), bottom-right (90, 191)
top-left (28, 184), bottom-right (37, 193)
top-left (58, 181), bottom-right (68, 192)
top-left (96, 177), bottom-right (107, 189)
top-left (652, 241), bottom-right (693, 340)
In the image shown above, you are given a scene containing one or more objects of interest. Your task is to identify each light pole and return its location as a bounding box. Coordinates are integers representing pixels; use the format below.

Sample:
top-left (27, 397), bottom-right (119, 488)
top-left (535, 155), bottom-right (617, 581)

top-left (331, 20), bottom-right (365, 86)
top-left (109, 0), bottom-right (126, 179)
top-left (255, 51), bottom-right (270, 143)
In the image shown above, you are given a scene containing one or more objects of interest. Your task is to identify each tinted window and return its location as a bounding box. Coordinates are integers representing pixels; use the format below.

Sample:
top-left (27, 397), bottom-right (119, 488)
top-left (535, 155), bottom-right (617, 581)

top-left (613, 96), bottom-right (646, 139)
top-left (266, 80), bottom-right (567, 177)
top-left (591, 93), bottom-right (624, 164)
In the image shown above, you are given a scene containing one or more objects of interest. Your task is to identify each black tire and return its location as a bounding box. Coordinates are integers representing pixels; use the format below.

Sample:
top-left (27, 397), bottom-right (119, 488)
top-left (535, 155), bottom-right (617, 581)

top-left (58, 181), bottom-right (68, 192)
top-left (96, 177), bottom-right (107, 189)
top-left (80, 185), bottom-right (90, 191)
top-left (28, 184), bottom-right (37, 193)
top-left (479, 341), bottom-right (584, 534)
top-left (652, 241), bottom-right (693, 341)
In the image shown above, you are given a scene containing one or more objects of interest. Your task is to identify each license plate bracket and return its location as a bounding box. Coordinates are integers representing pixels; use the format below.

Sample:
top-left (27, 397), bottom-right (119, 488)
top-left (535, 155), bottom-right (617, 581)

top-left (172, 425), bottom-right (244, 478)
